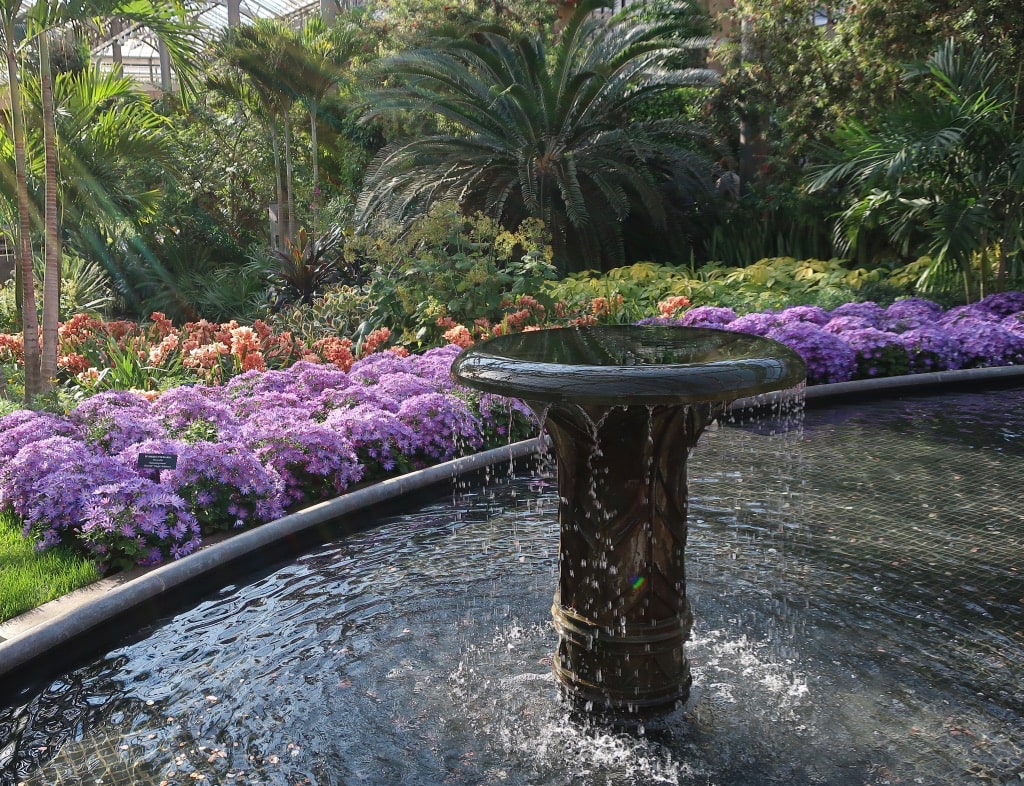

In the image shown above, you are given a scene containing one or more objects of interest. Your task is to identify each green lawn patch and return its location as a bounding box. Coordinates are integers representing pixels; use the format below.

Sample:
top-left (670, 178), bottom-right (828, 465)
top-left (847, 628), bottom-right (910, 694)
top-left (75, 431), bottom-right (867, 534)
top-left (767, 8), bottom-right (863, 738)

top-left (0, 512), bottom-right (100, 624)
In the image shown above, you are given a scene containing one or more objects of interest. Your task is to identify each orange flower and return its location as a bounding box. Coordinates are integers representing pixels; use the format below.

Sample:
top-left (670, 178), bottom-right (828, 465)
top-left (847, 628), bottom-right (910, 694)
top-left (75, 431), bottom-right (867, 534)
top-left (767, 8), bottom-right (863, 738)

top-left (314, 336), bottom-right (355, 371)
top-left (657, 296), bottom-right (692, 316)
top-left (443, 325), bottom-right (474, 348)
top-left (241, 352), bottom-right (267, 372)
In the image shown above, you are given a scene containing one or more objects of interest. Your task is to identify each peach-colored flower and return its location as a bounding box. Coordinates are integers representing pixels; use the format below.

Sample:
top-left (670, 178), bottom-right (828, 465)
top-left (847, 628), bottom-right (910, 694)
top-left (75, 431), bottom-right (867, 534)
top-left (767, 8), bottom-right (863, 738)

top-left (658, 295), bottom-right (692, 316)
top-left (58, 352), bottom-right (90, 375)
top-left (184, 341), bottom-right (228, 370)
top-left (230, 326), bottom-right (261, 356)
top-left (149, 334), bottom-right (180, 365)
top-left (314, 336), bottom-right (355, 371)
top-left (361, 327), bottom-right (392, 357)
top-left (76, 368), bottom-right (101, 385)
top-left (241, 352), bottom-right (267, 372)
top-left (443, 325), bottom-right (474, 348)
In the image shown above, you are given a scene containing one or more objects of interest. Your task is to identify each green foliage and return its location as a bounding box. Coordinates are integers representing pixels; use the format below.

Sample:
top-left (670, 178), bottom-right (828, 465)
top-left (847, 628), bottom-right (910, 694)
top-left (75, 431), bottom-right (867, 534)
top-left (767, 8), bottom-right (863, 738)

top-left (353, 201), bottom-right (557, 345)
top-left (544, 263), bottom-right (698, 321)
top-left (0, 511), bottom-right (100, 623)
top-left (545, 256), bottom-right (919, 318)
top-left (808, 40), bottom-right (1024, 302)
top-left (266, 284), bottom-right (373, 344)
top-left (357, 0), bottom-right (723, 273)
top-left (60, 254), bottom-right (115, 318)
top-left (69, 336), bottom-right (186, 397)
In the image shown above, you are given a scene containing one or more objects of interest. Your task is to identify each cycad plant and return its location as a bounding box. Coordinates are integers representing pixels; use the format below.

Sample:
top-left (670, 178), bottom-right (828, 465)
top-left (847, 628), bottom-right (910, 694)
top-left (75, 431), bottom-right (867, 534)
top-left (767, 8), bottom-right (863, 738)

top-left (808, 40), bottom-right (1024, 301)
top-left (356, 0), bottom-right (721, 274)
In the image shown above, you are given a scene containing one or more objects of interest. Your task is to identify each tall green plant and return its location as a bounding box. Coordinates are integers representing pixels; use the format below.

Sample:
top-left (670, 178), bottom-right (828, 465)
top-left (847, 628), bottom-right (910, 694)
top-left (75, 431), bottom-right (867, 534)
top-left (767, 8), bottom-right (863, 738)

top-left (808, 40), bottom-right (1024, 301)
top-left (357, 0), bottom-right (721, 273)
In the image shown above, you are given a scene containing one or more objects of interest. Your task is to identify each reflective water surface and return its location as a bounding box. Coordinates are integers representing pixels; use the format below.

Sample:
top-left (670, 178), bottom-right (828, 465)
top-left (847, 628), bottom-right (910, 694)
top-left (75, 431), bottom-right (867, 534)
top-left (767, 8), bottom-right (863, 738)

top-left (1, 389), bottom-right (1022, 785)
top-left (451, 326), bottom-right (806, 405)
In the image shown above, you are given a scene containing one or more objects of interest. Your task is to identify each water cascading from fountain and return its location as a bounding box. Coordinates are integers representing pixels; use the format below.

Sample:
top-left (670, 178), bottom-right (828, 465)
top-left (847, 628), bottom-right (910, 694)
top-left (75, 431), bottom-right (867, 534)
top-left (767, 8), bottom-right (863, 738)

top-left (451, 325), bottom-right (806, 713)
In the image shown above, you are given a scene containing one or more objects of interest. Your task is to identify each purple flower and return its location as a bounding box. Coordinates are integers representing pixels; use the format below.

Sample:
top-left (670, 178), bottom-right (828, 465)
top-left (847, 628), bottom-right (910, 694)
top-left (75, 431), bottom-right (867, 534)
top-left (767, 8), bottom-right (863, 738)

top-left (0, 411), bottom-right (84, 461)
top-left (944, 318), bottom-right (1024, 367)
top-left (151, 441), bottom-right (286, 533)
top-left (822, 315), bottom-right (878, 335)
top-left (767, 323), bottom-right (857, 384)
top-left (397, 392), bottom-right (483, 462)
top-left (0, 436), bottom-right (135, 550)
top-left (153, 385), bottom-right (240, 440)
top-left (778, 305), bottom-right (830, 326)
top-left (1001, 312), bottom-right (1024, 336)
top-left (374, 371), bottom-right (437, 401)
top-left (315, 384), bottom-right (401, 415)
top-left (725, 312), bottom-right (781, 336)
top-left (286, 361), bottom-right (352, 398)
top-left (242, 422), bottom-right (363, 506)
top-left (349, 352), bottom-right (416, 384)
top-left (978, 291), bottom-right (1024, 317)
top-left (842, 327), bottom-right (910, 378)
top-left (225, 369), bottom-right (295, 397)
top-left (896, 325), bottom-right (963, 371)
top-left (410, 345), bottom-right (463, 389)
top-left (829, 301), bottom-right (885, 326)
top-left (80, 476), bottom-right (201, 570)
top-left (939, 303), bottom-right (1000, 326)
top-left (676, 306), bottom-right (737, 328)
top-left (324, 404), bottom-right (417, 474)
top-left (883, 298), bottom-right (944, 332)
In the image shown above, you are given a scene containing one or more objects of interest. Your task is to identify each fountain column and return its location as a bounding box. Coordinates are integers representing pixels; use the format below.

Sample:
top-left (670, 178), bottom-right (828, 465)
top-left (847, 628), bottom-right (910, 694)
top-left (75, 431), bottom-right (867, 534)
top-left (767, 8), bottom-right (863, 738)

top-left (451, 325), bottom-right (804, 717)
top-left (543, 401), bottom-right (720, 712)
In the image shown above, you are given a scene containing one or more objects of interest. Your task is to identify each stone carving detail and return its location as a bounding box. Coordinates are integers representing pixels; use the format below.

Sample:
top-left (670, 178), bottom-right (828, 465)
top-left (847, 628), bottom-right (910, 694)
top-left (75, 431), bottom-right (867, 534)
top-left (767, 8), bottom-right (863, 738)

top-left (540, 401), bottom-right (719, 712)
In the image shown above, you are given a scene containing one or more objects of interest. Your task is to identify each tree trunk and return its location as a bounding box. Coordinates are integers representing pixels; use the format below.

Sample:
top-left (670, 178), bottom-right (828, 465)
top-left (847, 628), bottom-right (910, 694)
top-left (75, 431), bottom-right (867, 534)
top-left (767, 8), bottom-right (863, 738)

top-left (40, 30), bottom-right (60, 392)
top-left (4, 19), bottom-right (43, 402)
top-left (284, 114), bottom-right (296, 241)
top-left (309, 106), bottom-right (319, 237)
top-left (271, 124), bottom-right (284, 250)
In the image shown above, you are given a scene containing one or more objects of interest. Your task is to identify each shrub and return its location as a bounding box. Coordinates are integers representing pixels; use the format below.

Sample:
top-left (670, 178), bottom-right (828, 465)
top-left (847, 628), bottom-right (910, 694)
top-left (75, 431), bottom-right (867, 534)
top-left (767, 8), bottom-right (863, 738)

top-left (79, 477), bottom-right (201, 570)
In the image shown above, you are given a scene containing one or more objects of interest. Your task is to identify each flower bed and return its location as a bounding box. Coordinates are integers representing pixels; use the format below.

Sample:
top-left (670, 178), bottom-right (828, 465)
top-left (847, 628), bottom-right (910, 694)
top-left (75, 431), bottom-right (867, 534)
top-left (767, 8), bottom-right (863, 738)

top-left (0, 346), bottom-right (535, 571)
top-left (641, 292), bottom-right (1024, 384)
top-left (2, 291), bottom-right (1023, 573)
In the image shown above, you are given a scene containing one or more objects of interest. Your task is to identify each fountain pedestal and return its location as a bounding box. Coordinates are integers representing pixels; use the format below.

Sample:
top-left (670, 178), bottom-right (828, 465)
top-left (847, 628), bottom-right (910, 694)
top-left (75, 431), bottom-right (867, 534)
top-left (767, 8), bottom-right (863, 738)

top-left (452, 326), bottom-right (805, 714)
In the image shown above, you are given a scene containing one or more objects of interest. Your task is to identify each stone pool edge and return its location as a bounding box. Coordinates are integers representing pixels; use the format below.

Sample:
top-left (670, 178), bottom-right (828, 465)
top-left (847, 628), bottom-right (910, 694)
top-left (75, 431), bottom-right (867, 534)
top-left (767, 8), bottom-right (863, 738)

top-left (0, 437), bottom-right (545, 691)
top-left (2, 364), bottom-right (1023, 696)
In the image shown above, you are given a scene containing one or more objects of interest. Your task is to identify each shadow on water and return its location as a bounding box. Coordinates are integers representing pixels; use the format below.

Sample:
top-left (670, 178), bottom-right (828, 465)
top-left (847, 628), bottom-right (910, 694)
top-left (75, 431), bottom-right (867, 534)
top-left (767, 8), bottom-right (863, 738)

top-left (1, 389), bottom-right (1022, 785)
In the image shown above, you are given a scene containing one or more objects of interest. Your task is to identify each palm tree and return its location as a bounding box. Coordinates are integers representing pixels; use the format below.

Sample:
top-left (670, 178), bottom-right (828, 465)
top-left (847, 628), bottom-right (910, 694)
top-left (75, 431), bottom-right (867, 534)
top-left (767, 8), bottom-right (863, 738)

top-left (2, 0), bottom-right (200, 401)
top-left (807, 39), bottom-right (1024, 301)
top-left (287, 17), bottom-right (365, 232)
top-left (214, 19), bottom-right (301, 246)
top-left (1, 0), bottom-right (44, 398)
top-left (356, 0), bottom-right (721, 273)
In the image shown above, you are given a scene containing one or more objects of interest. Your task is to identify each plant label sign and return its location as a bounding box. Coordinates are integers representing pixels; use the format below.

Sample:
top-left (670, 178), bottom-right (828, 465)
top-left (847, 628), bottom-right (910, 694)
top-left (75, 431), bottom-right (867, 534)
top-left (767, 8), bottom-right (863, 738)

top-left (138, 453), bottom-right (178, 471)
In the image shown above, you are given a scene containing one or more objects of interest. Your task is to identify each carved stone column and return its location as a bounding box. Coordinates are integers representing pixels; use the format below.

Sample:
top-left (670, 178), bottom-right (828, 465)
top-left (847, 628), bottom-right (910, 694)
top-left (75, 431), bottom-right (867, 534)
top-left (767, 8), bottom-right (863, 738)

top-left (539, 401), bottom-right (718, 713)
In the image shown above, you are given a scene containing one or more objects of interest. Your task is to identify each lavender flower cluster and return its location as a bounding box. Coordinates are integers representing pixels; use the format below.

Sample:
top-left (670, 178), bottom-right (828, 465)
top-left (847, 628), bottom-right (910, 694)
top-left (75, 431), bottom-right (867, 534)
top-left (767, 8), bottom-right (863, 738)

top-left (0, 345), bottom-right (537, 571)
top-left (657, 293), bottom-right (1024, 385)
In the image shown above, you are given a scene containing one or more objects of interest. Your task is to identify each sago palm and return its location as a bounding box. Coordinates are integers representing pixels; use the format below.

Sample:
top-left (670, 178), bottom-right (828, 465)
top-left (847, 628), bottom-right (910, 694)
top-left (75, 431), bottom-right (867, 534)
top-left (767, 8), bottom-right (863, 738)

top-left (808, 39), bottom-right (1024, 300)
top-left (356, 0), bottom-right (720, 273)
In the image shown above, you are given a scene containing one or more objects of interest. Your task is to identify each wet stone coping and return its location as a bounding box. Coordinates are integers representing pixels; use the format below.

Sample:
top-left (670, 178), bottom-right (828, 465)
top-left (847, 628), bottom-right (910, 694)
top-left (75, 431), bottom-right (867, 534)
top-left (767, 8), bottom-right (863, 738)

top-left (2, 364), bottom-right (1024, 701)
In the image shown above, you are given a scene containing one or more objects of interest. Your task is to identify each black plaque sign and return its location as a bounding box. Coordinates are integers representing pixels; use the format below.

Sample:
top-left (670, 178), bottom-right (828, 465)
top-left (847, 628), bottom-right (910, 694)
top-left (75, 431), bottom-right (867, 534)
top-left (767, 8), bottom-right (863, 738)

top-left (137, 453), bottom-right (178, 471)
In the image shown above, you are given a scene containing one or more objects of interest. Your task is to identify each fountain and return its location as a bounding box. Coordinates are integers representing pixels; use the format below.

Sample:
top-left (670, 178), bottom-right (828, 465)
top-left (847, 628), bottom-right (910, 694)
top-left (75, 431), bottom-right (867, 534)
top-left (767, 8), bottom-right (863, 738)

top-left (2, 386), bottom-right (1023, 785)
top-left (451, 325), bottom-right (805, 714)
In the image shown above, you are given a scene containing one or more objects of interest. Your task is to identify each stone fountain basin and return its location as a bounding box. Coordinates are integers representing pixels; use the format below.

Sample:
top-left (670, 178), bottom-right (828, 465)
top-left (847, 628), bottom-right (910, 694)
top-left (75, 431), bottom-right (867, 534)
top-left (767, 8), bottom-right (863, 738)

top-left (450, 325), bottom-right (806, 405)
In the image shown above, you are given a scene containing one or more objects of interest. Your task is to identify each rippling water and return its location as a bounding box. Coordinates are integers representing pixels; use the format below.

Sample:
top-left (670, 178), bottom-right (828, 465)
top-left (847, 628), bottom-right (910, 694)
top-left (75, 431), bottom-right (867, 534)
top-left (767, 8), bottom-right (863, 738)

top-left (1, 389), bottom-right (1022, 785)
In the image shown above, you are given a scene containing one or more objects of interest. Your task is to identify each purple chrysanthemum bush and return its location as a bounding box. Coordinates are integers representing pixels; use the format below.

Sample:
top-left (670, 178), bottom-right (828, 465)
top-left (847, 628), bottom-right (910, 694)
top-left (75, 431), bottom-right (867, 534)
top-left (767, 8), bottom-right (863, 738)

top-left (0, 346), bottom-right (537, 571)
top-left (652, 293), bottom-right (1024, 385)
top-left (4, 292), bottom-right (1023, 573)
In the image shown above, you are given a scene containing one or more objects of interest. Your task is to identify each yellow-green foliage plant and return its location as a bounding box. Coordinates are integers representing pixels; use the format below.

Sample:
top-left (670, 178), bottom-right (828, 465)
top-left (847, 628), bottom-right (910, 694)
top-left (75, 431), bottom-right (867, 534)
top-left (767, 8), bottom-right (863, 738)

top-left (542, 263), bottom-right (702, 322)
top-left (544, 256), bottom-right (920, 320)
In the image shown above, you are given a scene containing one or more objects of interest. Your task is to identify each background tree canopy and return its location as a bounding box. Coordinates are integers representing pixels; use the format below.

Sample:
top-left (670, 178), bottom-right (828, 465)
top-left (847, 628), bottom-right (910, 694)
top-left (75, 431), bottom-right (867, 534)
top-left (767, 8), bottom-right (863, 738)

top-left (356, 0), bottom-right (724, 274)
